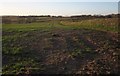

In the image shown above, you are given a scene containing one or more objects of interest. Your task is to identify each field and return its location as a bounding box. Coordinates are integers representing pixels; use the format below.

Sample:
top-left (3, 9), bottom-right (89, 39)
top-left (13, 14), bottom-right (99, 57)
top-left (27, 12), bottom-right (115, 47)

top-left (2, 17), bottom-right (119, 75)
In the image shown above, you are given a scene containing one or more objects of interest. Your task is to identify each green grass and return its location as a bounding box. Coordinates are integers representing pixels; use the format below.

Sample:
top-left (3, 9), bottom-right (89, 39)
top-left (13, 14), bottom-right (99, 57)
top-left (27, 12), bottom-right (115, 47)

top-left (2, 22), bottom-right (53, 32)
top-left (2, 59), bottom-right (41, 74)
top-left (3, 18), bottom-right (118, 32)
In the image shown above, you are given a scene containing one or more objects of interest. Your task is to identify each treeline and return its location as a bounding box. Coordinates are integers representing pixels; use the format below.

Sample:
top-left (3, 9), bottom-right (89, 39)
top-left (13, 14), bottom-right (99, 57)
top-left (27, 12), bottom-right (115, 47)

top-left (2, 15), bottom-right (64, 24)
top-left (2, 14), bottom-right (119, 24)
top-left (70, 14), bottom-right (119, 22)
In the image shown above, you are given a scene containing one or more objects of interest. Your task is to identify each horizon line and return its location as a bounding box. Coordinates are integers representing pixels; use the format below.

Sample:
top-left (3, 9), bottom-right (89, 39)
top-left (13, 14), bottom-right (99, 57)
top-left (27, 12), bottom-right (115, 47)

top-left (1, 13), bottom-right (118, 17)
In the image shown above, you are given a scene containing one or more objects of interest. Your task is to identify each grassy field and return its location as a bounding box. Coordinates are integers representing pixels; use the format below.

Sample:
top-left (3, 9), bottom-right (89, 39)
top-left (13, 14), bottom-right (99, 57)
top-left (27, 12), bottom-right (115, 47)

top-left (2, 18), bottom-right (119, 74)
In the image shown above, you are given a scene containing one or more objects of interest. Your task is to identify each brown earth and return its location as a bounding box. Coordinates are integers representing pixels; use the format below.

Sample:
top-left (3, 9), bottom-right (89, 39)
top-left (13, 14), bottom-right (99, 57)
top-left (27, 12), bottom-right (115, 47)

top-left (2, 29), bottom-right (119, 75)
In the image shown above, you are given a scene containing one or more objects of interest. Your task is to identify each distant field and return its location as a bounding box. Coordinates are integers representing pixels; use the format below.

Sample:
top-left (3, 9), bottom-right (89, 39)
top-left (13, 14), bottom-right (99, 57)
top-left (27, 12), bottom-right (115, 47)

top-left (60, 18), bottom-right (118, 32)
top-left (2, 18), bottom-right (119, 74)
top-left (3, 18), bottom-right (118, 32)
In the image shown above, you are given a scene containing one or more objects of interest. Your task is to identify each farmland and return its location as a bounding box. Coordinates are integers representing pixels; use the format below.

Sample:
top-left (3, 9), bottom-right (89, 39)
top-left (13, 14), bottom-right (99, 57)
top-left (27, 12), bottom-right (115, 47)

top-left (2, 16), bottom-right (119, 75)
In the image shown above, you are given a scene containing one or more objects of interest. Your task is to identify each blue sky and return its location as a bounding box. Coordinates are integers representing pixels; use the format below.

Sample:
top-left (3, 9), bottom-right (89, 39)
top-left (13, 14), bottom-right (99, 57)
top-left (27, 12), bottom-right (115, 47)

top-left (0, 0), bottom-right (119, 16)
top-left (0, 0), bottom-right (119, 2)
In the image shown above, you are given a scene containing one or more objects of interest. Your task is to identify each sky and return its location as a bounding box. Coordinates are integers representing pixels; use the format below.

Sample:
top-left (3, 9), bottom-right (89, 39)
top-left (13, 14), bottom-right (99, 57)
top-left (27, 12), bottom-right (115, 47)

top-left (0, 0), bottom-right (119, 16)
top-left (0, 0), bottom-right (119, 2)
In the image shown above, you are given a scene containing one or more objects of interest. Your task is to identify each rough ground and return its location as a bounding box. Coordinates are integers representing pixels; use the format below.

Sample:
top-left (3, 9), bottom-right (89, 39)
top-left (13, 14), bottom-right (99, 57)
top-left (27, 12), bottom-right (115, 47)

top-left (2, 29), bottom-right (119, 75)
